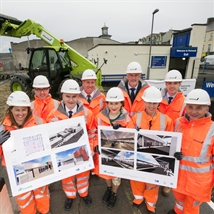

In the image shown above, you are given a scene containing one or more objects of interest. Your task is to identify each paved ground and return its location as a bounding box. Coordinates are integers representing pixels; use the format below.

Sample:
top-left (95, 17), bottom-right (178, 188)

top-left (1, 69), bottom-right (214, 213)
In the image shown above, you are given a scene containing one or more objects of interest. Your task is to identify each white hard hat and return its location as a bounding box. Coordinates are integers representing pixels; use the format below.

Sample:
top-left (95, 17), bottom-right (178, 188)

top-left (61, 79), bottom-right (80, 94)
top-left (185, 89), bottom-right (211, 105)
top-left (81, 69), bottom-right (97, 80)
top-left (142, 86), bottom-right (162, 103)
top-left (126, 62), bottom-right (142, 74)
top-left (106, 87), bottom-right (124, 102)
top-left (165, 70), bottom-right (182, 82)
top-left (6, 91), bottom-right (31, 107)
top-left (33, 75), bottom-right (50, 88)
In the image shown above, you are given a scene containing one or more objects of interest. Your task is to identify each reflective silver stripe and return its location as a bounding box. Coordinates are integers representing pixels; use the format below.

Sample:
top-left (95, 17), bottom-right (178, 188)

top-left (53, 99), bottom-right (59, 110)
top-left (136, 112), bottom-right (142, 128)
top-left (193, 200), bottom-right (201, 206)
top-left (146, 184), bottom-right (157, 190)
top-left (174, 120), bottom-right (180, 132)
top-left (159, 113), bottom-right (166, 131)
top-left (179, 103), bottom-right (186, 117)
top-left (146, 201), bottom-right (156, 207)
top-left (97, 117), bottom-right (101, 125)
top-left (19, 194), bottom-right (34, 209)
top-left (16, 191), bottom-right (31, 200)
top-left (77, 175), bottom-right (89, 181)
top-left (78, 186), bottom-right (88, 194)
top-left (35, 116), bottom-right (43, 125)
top-left (133, 194), bottom-right (144, 200)
top-left (100, 99), bottom-right (103, 110)
top-left (175, 200), bottom-right (184, 210)
top-left (77, 181), bottom-right (88, 188)
top-left (64, 191), bottom-right (76, 197)
top-left (0, 125), bottom-right (4, 131)
top-left (182, 123), bottom-right (214, 164)
top-left (179, 164), bottom-right (212, 173)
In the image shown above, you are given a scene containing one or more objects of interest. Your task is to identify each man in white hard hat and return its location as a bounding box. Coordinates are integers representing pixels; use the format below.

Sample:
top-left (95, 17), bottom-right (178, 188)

top-left (118, 61), bottom-right (149, 117)
top-left (159, 69), bottom-right (185, 196)
top-left (168, 89), bottom-right (214, 214)
top-left (46, 79), bottom-right (96, 211)
top-left (31, 75), bottom-right (59, 122)
top-left (79, 69), bottom-right (106, 117)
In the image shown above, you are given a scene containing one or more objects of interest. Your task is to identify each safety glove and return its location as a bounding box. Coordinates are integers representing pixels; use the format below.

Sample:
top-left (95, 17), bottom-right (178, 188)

top-left (174, 152), bottom-right (183, 160)
top-left (94, 145), bottom-right (100, 155)
top-left (112, 124), bottom-right (122, 130)
top-left (0, 130), bottom-right (11, 145)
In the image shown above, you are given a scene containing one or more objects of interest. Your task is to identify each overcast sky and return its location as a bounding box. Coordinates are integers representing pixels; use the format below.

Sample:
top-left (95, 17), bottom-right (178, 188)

top-left (0, 0), bottom-right (213, 53)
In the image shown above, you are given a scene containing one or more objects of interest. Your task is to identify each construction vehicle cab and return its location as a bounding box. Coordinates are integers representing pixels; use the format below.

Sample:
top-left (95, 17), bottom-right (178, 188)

top-left (0, 13), bottom-right (103, 97)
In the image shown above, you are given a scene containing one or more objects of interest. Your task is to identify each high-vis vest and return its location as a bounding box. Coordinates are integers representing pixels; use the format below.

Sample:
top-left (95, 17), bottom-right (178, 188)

top-left (79, 87), bottom-right (106, 117)
top-left (174, 114), bottom-right (214, 202)
top-left (159, 90), bottom-right (185, 125)
top-left (118, 77), bottom-right (149, 117)
top-left (31, 95), bottom-right (59, 122)
top-left (127, 111), bottom-right (173, 132)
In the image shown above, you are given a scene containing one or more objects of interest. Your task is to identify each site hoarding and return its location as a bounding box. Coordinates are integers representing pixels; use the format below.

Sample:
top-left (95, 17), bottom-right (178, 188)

top-left (3, 116), bottom-right (94, 196)
top-left (98, 126), bottom-right (182, 188)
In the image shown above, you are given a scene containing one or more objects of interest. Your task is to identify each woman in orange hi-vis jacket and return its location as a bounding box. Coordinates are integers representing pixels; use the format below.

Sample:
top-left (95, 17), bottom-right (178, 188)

top-left (31, 75), bottom-right (59, 122)
top-left (95, 87), bottom-right (133, 210)
top-left (46, 79), bottom-right (97, 212)
top-left (0, 91), bottom-right (50, 214)
top-left (168, 89), bottom-right (214, 214)
top-left (127, 86), bottom-right (174, 214)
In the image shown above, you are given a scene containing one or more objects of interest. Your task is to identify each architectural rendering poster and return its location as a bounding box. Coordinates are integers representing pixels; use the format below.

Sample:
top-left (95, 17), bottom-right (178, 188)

top-left (3, 116), bottom-right (94, 196)
top-left (98, 126), bottom-right (182, 188)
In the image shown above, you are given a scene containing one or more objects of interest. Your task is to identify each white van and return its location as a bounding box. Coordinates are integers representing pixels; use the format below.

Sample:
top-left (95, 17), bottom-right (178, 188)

top-left (200, 55), bottom-right (214, 67)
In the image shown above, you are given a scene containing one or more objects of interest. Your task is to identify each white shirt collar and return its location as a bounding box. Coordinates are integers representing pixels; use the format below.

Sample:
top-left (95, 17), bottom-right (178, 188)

top-left (82, 90), bottom-right (95, 99)
top-left (128, 84), bottom-right (138, 90)
top-left (64, 105), bottom-right (77, 116)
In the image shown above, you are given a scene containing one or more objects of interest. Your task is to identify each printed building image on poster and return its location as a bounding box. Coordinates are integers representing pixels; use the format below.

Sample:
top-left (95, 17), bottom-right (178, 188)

top-left (3, 116), bottom-right (94, 196)
top-left (99, 126), bottom-right (182, 188)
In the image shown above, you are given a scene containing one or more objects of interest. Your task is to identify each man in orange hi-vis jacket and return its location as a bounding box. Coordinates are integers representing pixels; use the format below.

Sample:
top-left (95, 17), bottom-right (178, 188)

top-left (118, 61), bottom-right (149, 118)
top-left (46, 79), bottom-right (97, 212)
top-left (168, 89), bottom-right (214, 214)
top-left (159, 69), bottom-right (185, 196)
top-left (127, 86), bottom-right (176, 214)
top-left (79, 69), bottom-right (106, 117)
top-left (31, 75), bottom-right (59, 122)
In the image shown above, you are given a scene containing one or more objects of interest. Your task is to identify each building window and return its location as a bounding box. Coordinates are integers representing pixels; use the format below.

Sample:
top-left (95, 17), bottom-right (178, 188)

top-left (204, 34), bottom-right (206, 42)
top-left (202, 45), bottom-right (204, 52)
top-left (208, 44), bottom-right (211, 53)
top-left (209, 32), bottom-right (213, 41)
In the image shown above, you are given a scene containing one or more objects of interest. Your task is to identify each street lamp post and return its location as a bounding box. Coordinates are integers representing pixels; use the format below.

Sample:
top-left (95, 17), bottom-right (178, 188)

top-left (147, 9), bottom-right (159, 79)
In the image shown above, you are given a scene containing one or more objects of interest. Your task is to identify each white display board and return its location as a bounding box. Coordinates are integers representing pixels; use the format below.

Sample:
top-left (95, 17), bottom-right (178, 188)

top-left (99, 126), bottom-right (182, 188)
top-left (3, 116), bottom-right (94, 196)
top-left (147, 79), bottom-right (196, 96)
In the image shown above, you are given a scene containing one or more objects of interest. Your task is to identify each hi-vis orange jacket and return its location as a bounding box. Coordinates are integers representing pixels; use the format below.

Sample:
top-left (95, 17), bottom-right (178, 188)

top-left (94, 107), bottom-right (133, 179)
top-left (127, 110), bottom-right (174, 131)
top-left (79, 87), bottom-right (106, 117)
top-left (118, 77), bottom-right (149, 117)
top-left (46, 100), bottom-right (97, 151)
top-left (31, 95), bottom-right (59, 122)
top-left (0, 115), bottom-right (44, 166)
top-left (174, 113), bottom-right (214, 202)
top-left (159, 89), bottom-right (185, 125)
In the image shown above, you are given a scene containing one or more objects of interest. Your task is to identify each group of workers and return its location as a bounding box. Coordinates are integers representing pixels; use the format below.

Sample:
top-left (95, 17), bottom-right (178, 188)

top-left (0, 61), bottom-right (213, 214)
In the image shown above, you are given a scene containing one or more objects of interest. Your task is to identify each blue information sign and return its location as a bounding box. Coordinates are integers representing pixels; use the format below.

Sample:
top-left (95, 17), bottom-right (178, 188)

top-left (151, 56), bottom-right (167, 68)
top-left (202, 81), bottom-right (214, 98)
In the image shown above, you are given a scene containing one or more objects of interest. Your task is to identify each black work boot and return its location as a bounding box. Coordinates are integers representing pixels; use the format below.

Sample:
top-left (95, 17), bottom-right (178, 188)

top-left (64, 198), bottom-right (73, 211)
top-left (102, 187), bottom-right (112, 203)
top-left (82, 194), bottom-right (92, 205)
top-left (107, 192), bottom-right (117, 209)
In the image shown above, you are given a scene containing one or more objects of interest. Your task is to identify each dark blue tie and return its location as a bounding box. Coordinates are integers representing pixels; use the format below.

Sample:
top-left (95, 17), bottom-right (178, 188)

top-left (87, 95), bottom-right (91, 103)
top-left (130, 88), bottom-right (135, 103)
top-left (168, 97), bottom-right (173, 104)
top-left (68, 110), bottom-right (73, 118)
